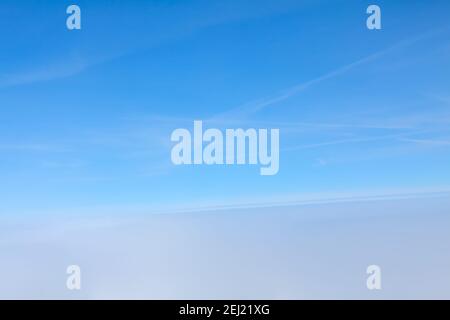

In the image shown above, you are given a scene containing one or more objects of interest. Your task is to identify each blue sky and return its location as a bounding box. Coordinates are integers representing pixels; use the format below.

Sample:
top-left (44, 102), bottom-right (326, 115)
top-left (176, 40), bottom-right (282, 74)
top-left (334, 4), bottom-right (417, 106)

top-left (1, 0), bottom-right (450, 214)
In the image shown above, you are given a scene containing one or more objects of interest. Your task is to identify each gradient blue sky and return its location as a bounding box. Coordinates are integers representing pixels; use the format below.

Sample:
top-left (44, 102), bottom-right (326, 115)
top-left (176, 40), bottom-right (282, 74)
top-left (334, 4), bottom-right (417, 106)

top-left (1, 0), bottom-right (450, 215)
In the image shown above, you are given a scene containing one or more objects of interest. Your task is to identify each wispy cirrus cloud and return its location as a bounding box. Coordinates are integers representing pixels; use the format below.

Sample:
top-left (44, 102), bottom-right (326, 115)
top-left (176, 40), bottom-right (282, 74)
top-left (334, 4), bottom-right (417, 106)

top-left (0, 143), bottom-right (70, 152)
top-left (211, 27), bottom-right (450, 121)
top-left (0, 60), bottom-right (88, 88)
top-left (0, 0), bottom-right (309, 89)
top-left (400, 138), bottom-right (450, 146)
top-left (0, 51), bottom-right (124, 88)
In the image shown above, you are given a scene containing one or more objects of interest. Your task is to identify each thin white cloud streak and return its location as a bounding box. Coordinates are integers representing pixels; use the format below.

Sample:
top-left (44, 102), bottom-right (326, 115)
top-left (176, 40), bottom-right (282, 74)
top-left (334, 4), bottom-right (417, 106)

top-left (400, 138), bottom-right (450, 146)
top-left (149, 190), bottom-right (450, 214)
top-left (211, 28), bottom-right (449, 121)
top-left (282, 136), bottom-right (391, 151)
top-left (281, 129), bottom-right (433, 151)
top-left (0, 143), bottom-right (70, 152)
top-left (0, 62), bottom-right (88, 88)
top-left (0, 52), bottom-right (125, 88)
top-left (134, 113), bottom-right (418, 131)
top-left (0, 0), bottom-right (308, 89)
top-left (14, 186), bottom-right (450, 218)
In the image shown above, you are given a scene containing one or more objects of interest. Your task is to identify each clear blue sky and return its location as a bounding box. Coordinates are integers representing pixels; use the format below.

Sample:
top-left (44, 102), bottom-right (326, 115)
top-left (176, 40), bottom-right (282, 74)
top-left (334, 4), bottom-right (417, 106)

top-left (1, 0), bottom-right (450, 214)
